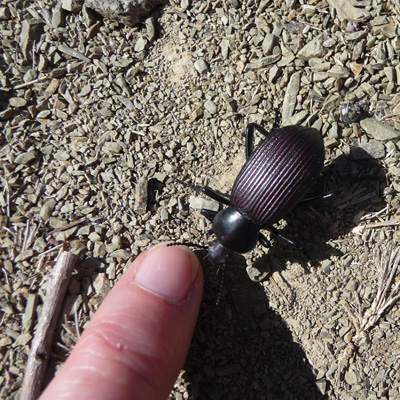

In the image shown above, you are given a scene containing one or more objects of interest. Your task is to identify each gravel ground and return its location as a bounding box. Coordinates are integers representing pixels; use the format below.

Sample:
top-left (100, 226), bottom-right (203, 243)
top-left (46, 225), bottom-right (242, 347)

top-left (1, 0), bottom-right (400, 399)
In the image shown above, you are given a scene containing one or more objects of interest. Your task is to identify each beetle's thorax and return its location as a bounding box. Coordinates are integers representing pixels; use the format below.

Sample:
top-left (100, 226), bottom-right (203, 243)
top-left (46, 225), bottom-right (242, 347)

top-left (212, 207), bottom-right (259, 254)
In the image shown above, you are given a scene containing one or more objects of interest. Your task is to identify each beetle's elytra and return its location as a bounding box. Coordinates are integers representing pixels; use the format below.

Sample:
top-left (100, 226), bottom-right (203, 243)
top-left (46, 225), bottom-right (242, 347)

top-left (231, 124), bottom-right (324, 228)
top-left (173, 123), bottom-right (325, 265)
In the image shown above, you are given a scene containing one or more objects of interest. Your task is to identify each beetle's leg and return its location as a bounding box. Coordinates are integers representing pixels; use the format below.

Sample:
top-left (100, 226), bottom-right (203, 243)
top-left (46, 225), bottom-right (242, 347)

top-left (245, 123), bottom-right (271, 160)
top-left (200, 209), bottom-right (218, 222)
top-left (258, 232), bottom-right (271, 248)
top-left (272, 110), bottom-right (280, 130)
top-left (299, 190), bottom-right (336, 204)
top-left (173, 177), bottom-right (230, 206)
top-left (268, 226), bottom-right (302, 249)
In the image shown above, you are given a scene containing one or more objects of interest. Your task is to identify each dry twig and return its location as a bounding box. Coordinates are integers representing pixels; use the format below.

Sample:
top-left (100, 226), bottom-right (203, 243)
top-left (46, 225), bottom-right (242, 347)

top-left (335, 245), bottom-right (400, 393)
top-left (20, 251), bottom-right (80, 400)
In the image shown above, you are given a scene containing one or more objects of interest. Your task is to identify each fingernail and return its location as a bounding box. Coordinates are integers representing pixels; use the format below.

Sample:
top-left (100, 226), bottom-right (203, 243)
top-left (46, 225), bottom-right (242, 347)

top-left (134, 245), bottom-right (199, 303)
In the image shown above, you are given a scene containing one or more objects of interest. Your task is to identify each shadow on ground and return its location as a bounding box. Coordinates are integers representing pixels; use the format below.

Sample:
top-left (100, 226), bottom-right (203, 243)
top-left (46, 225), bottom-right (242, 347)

top-left (180, 254), bottom-right (326, 400)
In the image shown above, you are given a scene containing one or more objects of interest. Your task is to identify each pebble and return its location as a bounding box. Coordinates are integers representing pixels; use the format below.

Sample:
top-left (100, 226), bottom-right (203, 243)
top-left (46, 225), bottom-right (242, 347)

top-left (0, 108), bottom-right (14, 120)
top-left (360, 118), bottom-right (400, 141)
top-left (194, 59), bottom-right (209, 74)
top-left (61, 0), bottom-right (83, 12)
top-left (204, 99), bottom-right (217, 114)
top-left (220, 38), bottom-right (229, 59)
top-left (351, 139), bottom-right (386, 159)
top-left (262, 33), bottom-right (277, 55)
top-left (40, 198), bottom-right (57, 220)
top-left (0, 6), bottom-right (11, 20)
top-left (298, 34), bottom-right (325, 59)
top-left (189, 196), bottom-right (219, 212)
top-left (22, 294), bottom-right (38, 331)
top-left (9, 97), bottom-right (27, 107)
top-left (282, 71), bottom-right (301, 121)
top-left (19, 19), bottom-right (44, 60)
top-left (134, 36), bottom-right (148, 52)
top-left (327, 0), bottom-right (370, 22)
top-left (14, 150), bottom-right (39, 165)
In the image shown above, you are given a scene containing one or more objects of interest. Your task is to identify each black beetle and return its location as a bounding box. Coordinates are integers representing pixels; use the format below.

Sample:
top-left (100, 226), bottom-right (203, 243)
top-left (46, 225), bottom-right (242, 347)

top-left (173, 123), bottom-right (325, 267)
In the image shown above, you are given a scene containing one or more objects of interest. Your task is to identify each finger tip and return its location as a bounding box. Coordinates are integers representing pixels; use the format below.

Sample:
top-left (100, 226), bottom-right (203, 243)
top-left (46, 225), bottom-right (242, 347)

top-left (134, 243), bottom-right (202, 303)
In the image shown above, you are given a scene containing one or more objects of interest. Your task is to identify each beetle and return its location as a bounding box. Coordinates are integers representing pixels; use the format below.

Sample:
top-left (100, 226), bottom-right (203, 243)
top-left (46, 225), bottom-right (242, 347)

top-left (172, 123), bottom-right (325, 267)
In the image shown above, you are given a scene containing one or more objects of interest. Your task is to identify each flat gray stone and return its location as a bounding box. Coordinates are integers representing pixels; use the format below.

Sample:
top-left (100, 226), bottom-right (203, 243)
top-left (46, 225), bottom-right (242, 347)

top-left (298, 34), bottom-right (326, 60)
top-left (40, 199), bottom-right (57, 220)
top-left (360, 118), bottom-right (400, 141)
top-left (194, 58), bottom-right (209, 74)
top-left (85, 0), bottom-right (169, 26)
top-left (326, 0), bottom-right (370, 22)
top-left (351, 139), bottom-right (386, 159)
top-left (14, 150), bottom-right (39, 165)
top-left (282, 71), bottom-right (301, 121)
top-left (204, 99), bottom-right (217, 114)
top-left (189, 196), bottom-right (219, 212)
top-left (20, 19), bottom-right (44, 60)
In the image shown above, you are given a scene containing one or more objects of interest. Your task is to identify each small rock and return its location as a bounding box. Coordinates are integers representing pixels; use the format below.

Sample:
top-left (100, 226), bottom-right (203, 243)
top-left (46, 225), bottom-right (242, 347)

top-left (9, 97), bottom-right (27, 108)
top-left (282, 71), bottom-right (301, 121)
top-left (85, 0), bottom-right (169, 26)
top-left (204, 99), bottom-right (217, 114)
top-left (14, 150), bottom-right (39, 165)
top-left (145, 17), bottom-right (156, 41)
top-left (220, 38), bottom-right (230, 59)
top-left (22, 294), bottom-right (39, 332)
top-left (194, 59), bottom-right (209, 74)
top-left (360, 118), bottom-right (400, 141)
top-left (20, 19), bottom-right (44, 60)
top-left (190, 105), bottom-right (204, 121)
top-left (93, 273), bottom-right (111, 298)
top-left (52, 2), bottom-right (66, 27)
top-left (189, 196), bottom-right (219, 212)
top-left (287, 110), bottom-right (308, 125)
top-left (15, 249), bottom-right (35, 263)
top-left (327, 65), bottom-right (350, 78)
top-left (327, 0), bottom-right (369, 22)
top-left (345, 279), bottom-right (359, 292)
top-left (61, 0), bottom-right (83, 12)
top-left (134, 36), bottom-right (148, 52)
top-left (43, 79), bottom-right (60, 99)
top-left (298, 34), bottom-right (325, 60)
top-left (0, 108), bottom-right (14, 120)
top-left (14, 332), bottom-right (32, 346)
top-left (352, 39), bottom-right (366, 60)
top-left (181, 0), bottom-right (190, 9)
top-left (102, 142), bottom-right (122, 154)
top-left (40, 199), bottom-right (57, 220)
top-left (164, 163), bottom-right (177, 173)
top-left (345, 369), bottom-right (360, 385)
top-left (262, 33), bottom-right (278, 55)
top-left (226, 99), bottom-right (237, 112)
top-left (0, 6), bottom-right (11, 20)
top-left (351, 140), bottom-right (386, 159)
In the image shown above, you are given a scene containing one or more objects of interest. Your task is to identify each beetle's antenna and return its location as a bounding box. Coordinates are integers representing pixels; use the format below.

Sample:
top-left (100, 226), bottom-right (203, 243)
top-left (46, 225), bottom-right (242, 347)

top-left (166, 242), bottom-right (208, 250)
top-left (215, 265), bottom-right (226, 306)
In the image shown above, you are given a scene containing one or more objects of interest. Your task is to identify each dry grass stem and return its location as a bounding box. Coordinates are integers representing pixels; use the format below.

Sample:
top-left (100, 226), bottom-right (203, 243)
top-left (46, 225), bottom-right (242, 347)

top-left (20, 251), bottom-right (80, 400)
top-left (352, 246), bottom-right (400, 341)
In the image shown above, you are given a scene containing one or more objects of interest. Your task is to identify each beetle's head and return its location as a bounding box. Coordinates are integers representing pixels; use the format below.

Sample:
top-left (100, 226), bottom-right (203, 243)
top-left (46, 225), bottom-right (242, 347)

top-left (212, 207), bottom-right (259, 254)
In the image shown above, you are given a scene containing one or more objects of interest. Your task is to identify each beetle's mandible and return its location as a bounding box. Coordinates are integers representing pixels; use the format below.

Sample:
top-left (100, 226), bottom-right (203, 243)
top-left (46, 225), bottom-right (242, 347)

top-left (173, 123), bottom-right (325, 267)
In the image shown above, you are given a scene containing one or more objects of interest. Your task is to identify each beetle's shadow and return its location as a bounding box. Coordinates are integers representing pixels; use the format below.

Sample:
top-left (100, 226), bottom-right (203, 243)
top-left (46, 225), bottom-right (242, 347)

top-left (179, 250), bottom-right (327, 400)
top-left (252, 150), bottom-right (388, 274)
